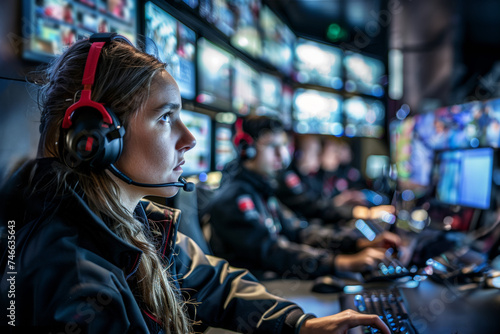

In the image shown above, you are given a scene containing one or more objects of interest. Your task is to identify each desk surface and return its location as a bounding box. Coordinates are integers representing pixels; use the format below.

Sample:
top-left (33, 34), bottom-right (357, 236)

top-left (262, 279), bottom-right (342, 317)
top-left (262, 278), bottom-right (500, 334)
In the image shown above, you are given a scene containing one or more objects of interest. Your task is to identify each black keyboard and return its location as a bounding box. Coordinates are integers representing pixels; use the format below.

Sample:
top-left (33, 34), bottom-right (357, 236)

top-left (363, 257), bottom-right (412, 282)
top-left (340, 287), bottom-right (418, 334)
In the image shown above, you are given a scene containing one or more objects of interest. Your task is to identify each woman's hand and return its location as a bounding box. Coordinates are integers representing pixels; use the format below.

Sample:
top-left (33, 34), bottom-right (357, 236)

top-left (300, 309), bottom-right (390, 334)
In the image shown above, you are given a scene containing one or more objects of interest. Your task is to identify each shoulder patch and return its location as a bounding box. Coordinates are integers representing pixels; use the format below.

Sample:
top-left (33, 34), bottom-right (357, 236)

top-left (237, 195), bottom-right (255, 212)
top-left (285, 171), bottom-right (301, 189)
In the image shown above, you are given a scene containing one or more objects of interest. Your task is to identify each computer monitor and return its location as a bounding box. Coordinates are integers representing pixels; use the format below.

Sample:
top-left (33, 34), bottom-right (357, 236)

top-left (229, 0), bottom-right (262, 58)
top-left (145, 1), bottom-right (196, 100)
top-left (198, 0), bottom-right (234, 37)
top-left (260, 5), bottom-right (295, 75)
top-left (389, 117), bottom-right (415, 183)
top-left (214, 123), bottom-right (237, 171)
top-left (281, 84), bottom-right (293, 130)
top-left (433, 148), bottom-right (493, 210)
top-left (181, 0), bottom-right (198, 9)
top-left (180, 110), bottom-right (212, 176)
top-left (448, 101), bottom-right (483, 148)
top-left (292, 88), bottom-right (343, 136)
top-left (22, 0), bottom-right (137, 62)
top-left (232, 58), bottom-right (260, 116)
top-left (343, 52), bottom-right (385, 97)
top-left (433, 102), bottom-right (484, 150)
top-left (483, 97), bottom-right (500, 148)
top-left (410, 112), bottom-right (436, 187)
top-left (196, 38), bottom-right (233, 111)
top-left (293, 37), bottom-right (343, 90)
top-left (343, 96), bottom-right (385, 138)
top-left (257, 72), bottom-right (282, 114)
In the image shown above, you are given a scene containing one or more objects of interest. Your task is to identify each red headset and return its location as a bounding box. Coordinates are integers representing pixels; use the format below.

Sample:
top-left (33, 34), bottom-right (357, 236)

top-left (60, 33), bottom-right (130, 169)
top-left (233, 118), bottom-right (257, 160)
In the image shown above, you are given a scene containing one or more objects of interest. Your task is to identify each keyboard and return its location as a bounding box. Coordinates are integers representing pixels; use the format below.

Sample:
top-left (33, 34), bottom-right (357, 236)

top-left (363, 257), bottom-right (412, 282)
top-left (340, 287), bottom-right (418, 334)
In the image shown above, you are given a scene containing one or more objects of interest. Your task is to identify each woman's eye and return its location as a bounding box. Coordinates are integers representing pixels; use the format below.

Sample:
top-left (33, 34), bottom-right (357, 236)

top-left (160, 112), bottom-right (172, 122)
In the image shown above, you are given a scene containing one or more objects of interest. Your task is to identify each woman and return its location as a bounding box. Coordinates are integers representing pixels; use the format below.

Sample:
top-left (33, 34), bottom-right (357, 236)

top-left (0, 33), bottom-right (389, 333)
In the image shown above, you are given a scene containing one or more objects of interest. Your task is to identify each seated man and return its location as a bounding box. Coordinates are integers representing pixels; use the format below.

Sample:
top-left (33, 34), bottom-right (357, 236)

top-left (206, 116), bottom-right (399, 280)
top-left (276, 134), bottom-right (393, 226)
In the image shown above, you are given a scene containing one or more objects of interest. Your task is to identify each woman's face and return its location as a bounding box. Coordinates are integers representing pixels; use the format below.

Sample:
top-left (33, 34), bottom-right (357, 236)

top-left (114, 71), bottom-right (196, 198)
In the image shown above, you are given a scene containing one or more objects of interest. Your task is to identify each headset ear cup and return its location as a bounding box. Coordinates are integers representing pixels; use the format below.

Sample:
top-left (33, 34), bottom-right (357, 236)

top-left (244, 144), bottom-right (256, 160)
top-left (62, 106), bottom-right (124, 169)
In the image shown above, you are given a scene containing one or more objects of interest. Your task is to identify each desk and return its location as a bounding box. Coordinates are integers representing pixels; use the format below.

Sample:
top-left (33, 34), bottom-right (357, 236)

top-left (262, 278), bottom-right (500, 334)
top-left (262, 279), bottom-right (342, 317)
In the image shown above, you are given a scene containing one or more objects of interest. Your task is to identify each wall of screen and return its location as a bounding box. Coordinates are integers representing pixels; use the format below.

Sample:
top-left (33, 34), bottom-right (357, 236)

top-left (21, 0), bottom-right (388, 175)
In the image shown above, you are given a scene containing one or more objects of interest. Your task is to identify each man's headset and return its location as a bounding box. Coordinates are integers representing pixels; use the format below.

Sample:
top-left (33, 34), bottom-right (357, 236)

top-left (60, 32), bottom-right (194, 192)
top-left (233, 118), bottom-right (256, 160)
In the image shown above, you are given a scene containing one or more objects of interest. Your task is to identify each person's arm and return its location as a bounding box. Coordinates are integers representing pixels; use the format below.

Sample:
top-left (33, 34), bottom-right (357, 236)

top-left (208, 190), bottom-right (336, 279)
top-left (173, 233), bottom-right (390, 334)
top-left (300, 310), bottom-right (390, 334)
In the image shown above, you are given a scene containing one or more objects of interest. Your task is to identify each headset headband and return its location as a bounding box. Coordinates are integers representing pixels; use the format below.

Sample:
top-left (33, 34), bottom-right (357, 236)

top-left (233, 117), bottom-right (254, 147)
top-left (62, 33), bottom-right (133, 129)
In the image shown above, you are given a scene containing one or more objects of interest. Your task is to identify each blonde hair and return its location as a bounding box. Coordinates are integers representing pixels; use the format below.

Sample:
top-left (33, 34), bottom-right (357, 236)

top-left (35, 38), bottom-right (192, 333)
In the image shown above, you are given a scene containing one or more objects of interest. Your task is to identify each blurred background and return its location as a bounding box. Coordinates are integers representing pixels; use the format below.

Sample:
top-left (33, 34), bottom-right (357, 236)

top-left (2, 0), bottom-right (500, 196)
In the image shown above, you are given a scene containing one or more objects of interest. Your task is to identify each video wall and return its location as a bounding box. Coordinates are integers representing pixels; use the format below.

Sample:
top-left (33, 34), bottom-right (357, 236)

top-left (23, 0), bottom-right (137, 62)
top-left (21, 0), bottom-right (388, 175)
top-left (390, 97), bottom-right (500, 189)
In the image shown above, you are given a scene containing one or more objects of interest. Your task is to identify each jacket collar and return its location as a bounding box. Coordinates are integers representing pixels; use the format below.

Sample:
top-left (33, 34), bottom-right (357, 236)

top-left (1, 158), bottom-right (180, 277)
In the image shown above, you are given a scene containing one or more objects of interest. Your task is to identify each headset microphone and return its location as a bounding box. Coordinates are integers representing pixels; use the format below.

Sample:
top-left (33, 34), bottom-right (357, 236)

top-left (108, 164), bottom-right (195, 192)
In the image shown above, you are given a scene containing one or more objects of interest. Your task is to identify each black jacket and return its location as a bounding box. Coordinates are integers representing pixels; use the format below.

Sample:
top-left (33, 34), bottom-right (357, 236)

top-left (275, 162), bottom-right (355, 225)
top-left (0, 159), bottom-right (313, 333)
top-left (207, 166), bottom-right (359, 281)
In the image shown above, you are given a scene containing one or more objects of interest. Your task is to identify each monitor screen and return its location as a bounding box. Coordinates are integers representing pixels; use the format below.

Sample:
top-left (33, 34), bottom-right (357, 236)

top-left (214, 124), bottom-right (237, 171)
top-left (257, 72), bottom-right (282, 113)
top-left (343, 96), bottom-right (385, 138)
top-left (292, 88), bottom-right (343, 136)
top-left (199, 0), bottom-right (234, 36)
top-left (229, 0), bottom-right (262, 58)
top-left (145, 2), bottom-right (196, 100)
top-left (483, 97), bottom-right (500, 148)
top-left (434, 148), bottom-right (493, 209)
top-left (410, 112), bottom-right (435, 186)
top-left (293, 37), bottom-right (343, 89)
top-left (196, 38), bottom-right (233, 111)
top-left (389, 117), bottom-right (415, 182)
top-left (181, 0), bottom-right (198, 9)
top-left (448, 101), bottom-right (483, 148)
top-left (232, 58), bottom-right (260, 116)
top-left (23, 0), bottom-right (137, 62)
top-left (433, 102), bottom-right (484, 149)
top-left (281, 84), bottom-right (293, 130)
top-left (260, 5), bottom-right (295, 75)
top-left (180, 110), bottom-right (212, 175)
top-left (344, 52), bottom-right (385, 97)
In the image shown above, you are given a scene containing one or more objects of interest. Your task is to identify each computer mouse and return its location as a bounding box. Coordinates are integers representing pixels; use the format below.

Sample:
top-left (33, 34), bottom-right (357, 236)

top-left (311, 275), bottom-right (346, 294)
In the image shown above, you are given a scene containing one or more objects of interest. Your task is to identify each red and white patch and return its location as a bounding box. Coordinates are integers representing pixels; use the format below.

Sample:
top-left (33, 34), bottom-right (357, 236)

top-left (285, 172), bottom-right (301, 189)
top-left (237, 195), bottom-right (255, 212)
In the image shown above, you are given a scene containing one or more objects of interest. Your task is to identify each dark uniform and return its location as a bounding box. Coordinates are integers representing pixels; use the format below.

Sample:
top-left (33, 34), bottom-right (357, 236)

top-left (275, 161), bottom-right (356, 226)
top-left (207, 166), bottom-right (360, 281)
top-left (0, 159), bottom-right (315, 333)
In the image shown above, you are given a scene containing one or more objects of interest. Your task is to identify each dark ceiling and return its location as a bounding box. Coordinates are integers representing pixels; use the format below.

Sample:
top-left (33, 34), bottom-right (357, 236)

top-left (268, 0), bottom-right (500, 101)
top-left (266, 0), bottom-right (387, 58)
